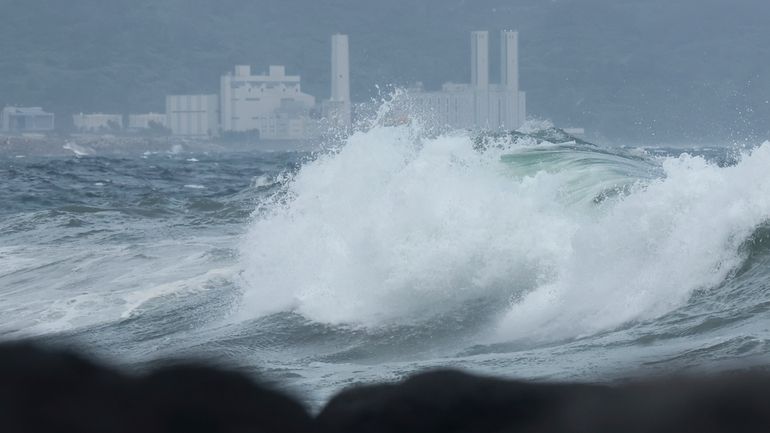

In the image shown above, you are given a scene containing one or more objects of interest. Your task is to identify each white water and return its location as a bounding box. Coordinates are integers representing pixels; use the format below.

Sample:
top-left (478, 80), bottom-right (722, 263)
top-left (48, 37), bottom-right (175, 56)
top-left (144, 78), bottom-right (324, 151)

top-left (237, 124), bottom-right (770, 342)
top-left (497, 144), bottom-right (770, 340)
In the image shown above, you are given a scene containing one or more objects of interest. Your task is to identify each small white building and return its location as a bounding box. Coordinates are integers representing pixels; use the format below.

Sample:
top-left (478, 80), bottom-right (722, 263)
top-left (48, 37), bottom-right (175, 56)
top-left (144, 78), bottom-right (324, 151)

top-left (128, 113), bottom-right (168, 130)
top-left (166, 94), bottom-right (219, 137)
top-left (1, 107), bottom-right (55, 132)
top-left (73, 113), bottom-right (123, 132)
top-left (220, 65), bottom-right (316, 139)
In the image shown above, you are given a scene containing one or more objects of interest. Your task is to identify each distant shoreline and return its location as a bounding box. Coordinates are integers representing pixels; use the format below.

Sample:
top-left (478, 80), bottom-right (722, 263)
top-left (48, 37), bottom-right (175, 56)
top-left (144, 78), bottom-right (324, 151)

top-left (0, 134), bottom-right (323, 157)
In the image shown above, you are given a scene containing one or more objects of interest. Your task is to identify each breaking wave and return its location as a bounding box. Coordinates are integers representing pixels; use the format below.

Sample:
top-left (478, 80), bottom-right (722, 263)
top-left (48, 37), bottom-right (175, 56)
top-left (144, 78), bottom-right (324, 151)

top-left (237, 122), bottom-right (770, 343)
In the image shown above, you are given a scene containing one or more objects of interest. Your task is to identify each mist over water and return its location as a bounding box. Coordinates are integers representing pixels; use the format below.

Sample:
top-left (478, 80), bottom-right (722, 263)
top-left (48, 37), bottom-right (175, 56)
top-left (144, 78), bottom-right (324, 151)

top-left (2, 114), bottom-right (770, 404)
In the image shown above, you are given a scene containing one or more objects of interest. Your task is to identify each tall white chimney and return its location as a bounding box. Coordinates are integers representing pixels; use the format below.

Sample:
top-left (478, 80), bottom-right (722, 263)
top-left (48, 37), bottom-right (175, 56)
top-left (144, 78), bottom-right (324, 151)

top-left (330, 34), bottom-right (351, 129)
top-left (501, 30), bottom-right (523, 130)
top-left (500, 30), bottom-right (519, 91)
top-left (471, 31), bottom-right (489, 89)
top-left (471, 31), bottom-right (490, 128)
top-left (331, 34), bottom-right (351, 103)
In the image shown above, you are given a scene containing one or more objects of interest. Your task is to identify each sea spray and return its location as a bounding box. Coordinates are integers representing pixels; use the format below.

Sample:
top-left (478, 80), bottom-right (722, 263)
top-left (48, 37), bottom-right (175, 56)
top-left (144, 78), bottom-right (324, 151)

top-left (2, 136), bottom-right (770, 402)
top-left (496, 143), bottom-right (770, 340)
top-left (238, 122), bottom-right (770, 343)
top-left (238, 124), bottom-right (635, 326)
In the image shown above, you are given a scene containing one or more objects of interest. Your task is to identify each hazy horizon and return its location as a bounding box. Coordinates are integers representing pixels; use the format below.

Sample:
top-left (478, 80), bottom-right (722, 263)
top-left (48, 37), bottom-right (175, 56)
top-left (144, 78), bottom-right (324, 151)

top-left (1, 0), bottom-right (769, 142)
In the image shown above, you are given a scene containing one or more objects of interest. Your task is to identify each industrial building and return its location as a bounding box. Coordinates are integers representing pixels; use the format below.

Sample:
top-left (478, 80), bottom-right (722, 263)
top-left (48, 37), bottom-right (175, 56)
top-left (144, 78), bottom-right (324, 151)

top-left (164, 33), bottom-right (352, 140)
top-left (128, 113), bottom-right (167, 130)
top-left (166, 94), bottom-right (219, 137)
top-left (220, 65), bottom-right (316, 140)
top-left (1, 107), bottom-right (55, 133)
top-left (409, 30), bottom-right (526, 131)
top-left (73, 113), bottom-right (123, 132)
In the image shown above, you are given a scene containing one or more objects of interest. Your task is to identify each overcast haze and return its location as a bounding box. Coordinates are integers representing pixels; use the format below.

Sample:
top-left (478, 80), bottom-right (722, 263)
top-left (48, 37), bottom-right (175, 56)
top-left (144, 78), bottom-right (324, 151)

top-left (1, 0), bottom-right (768, 142)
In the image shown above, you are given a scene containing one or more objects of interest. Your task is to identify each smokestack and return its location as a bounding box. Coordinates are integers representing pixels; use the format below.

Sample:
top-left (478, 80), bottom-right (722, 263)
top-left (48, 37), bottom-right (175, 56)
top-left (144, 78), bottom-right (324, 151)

top-left (331, 34), bottom-right (350, 103)
top-left (329, 34), bottom-right (351, 129)
top-left (471, 31), bottom-right (489, 89)
top-left (500, 30), bottom-right (519, 91)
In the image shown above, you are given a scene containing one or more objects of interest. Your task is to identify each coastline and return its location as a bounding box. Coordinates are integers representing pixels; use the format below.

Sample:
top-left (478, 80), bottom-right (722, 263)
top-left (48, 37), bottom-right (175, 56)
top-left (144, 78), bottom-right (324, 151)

top-left (0, 134), bottom-right (322, 157)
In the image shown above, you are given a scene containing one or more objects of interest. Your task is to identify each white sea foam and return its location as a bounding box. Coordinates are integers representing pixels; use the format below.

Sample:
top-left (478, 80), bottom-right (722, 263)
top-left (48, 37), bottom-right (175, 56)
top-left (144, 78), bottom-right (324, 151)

top-left (495, 143), bottom-right (770, 340)
top-left (251, 175), bottom-right (274, 188)
top-left (237, 123), bottom-right (770, 341)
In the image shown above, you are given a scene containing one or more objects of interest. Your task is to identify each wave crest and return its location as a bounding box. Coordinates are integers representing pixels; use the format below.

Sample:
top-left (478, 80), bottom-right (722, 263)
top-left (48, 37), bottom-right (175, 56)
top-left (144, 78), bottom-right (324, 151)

top-left (237, 124), bottom-right (770, 342)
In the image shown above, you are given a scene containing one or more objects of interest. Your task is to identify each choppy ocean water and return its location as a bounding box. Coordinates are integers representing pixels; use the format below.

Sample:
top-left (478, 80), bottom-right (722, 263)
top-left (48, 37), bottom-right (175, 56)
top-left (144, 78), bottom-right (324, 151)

top-left (1, 125), bottom-right (769, 406)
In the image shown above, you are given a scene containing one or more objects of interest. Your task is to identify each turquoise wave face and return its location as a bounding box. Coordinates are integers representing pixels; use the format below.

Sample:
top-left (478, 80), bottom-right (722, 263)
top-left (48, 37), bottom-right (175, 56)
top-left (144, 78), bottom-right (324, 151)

top-left (498, 144), bottom-right (660, 208)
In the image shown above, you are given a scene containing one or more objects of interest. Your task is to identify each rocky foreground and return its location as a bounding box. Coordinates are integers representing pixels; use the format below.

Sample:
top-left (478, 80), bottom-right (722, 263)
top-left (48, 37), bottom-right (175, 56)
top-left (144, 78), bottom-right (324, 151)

top-left (1, 342), bottom-right (769, 433)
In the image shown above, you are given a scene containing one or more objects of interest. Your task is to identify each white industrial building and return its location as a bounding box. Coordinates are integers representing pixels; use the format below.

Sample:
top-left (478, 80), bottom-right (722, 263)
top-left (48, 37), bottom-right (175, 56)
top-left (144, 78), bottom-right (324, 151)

top-left (220, 65), bottom-right (316, 140)
top-left (409, 30), bottom-right (526, 131)
top-left (128, 113), bottom-right (168, 130)
top-left (1, 107), bottom-right (55, 133)
top-left (72, 113), bottom-right (123, 132)
top-left (163, 33), bottom-right (352, 140)
top-left (322, 34), bottom-right (352, 130)
top-left (166, 94), bottom-right (219, 137)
